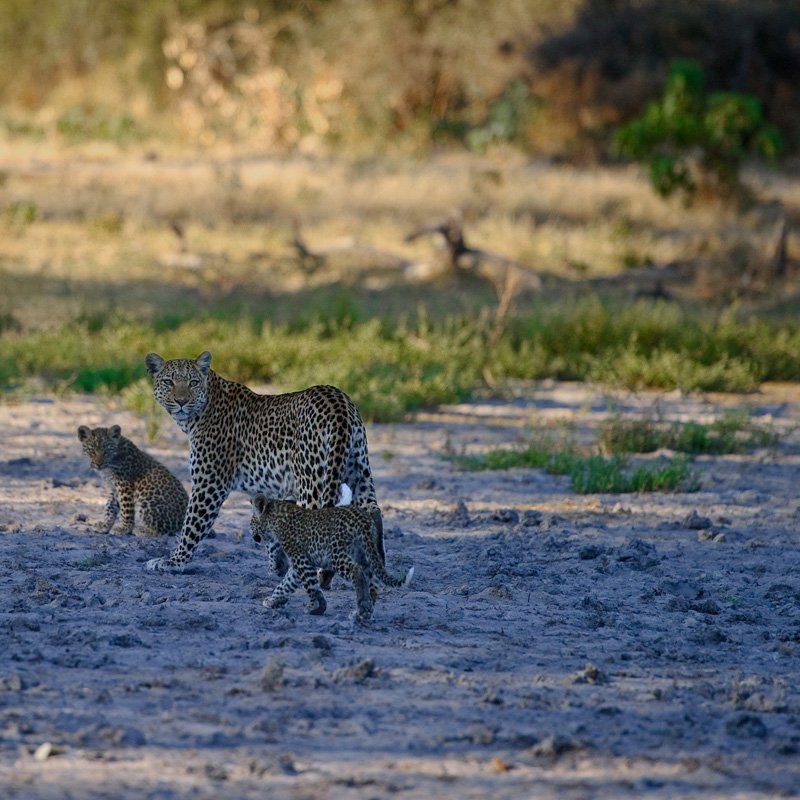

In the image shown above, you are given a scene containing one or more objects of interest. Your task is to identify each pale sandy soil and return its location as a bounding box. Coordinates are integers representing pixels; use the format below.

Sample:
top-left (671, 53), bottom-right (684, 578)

top-left (1, 381), bottom-right (799, 799)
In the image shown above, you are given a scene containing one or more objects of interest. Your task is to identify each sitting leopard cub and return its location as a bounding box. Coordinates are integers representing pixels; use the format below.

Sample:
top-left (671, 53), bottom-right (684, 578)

top-left (250, 493), bottom-right (413, 622)
top-left (78, 425), bottom-right (188, 537)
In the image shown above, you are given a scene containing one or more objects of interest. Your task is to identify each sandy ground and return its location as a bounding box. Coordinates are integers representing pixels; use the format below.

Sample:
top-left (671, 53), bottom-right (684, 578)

top-left (0, 381), bottom-right (799, 799)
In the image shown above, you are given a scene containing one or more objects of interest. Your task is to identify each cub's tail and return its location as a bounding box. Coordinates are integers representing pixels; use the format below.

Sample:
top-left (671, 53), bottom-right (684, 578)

top-left (377, 564), bottom-right (414, 588)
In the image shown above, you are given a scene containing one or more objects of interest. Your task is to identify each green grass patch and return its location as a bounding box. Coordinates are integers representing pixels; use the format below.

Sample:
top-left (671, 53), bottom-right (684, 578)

top-left (2, 298), bottom-right (800, 421)
top-left (453, 443), bottom-right (697, 494)
top-left (599, 411), bottom-right (778, 455)
top-left (569, 454), bottom-right (697, 494)
top-left (452, 421), bottom-right (699, 494)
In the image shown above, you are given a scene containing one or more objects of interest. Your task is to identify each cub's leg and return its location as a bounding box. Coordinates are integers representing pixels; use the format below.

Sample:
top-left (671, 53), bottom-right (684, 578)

top-left (138, 496), bottom-right (165, 537)
top-left (294, 555), bottom-right (327, 616)
top-left (265, 539), bottom-right (290, 577)
top-left (345, 563), bottom-right (373, 622)
top-left (265, 569), bottom-right (301, 609)
top-left (112, 483), bottom-right (135, 535)
top-left (99, 486), bottom-right (119, 533)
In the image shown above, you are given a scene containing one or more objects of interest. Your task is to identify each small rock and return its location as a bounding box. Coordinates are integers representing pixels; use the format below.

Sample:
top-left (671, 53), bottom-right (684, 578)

top-left (475, 585), bottom-right (514, 601)
top-left (726, 713), bottom-right (768, 739)
top-left (204, 763), bottom-right (228, 781)
top-left (109, 633), bottom-right (143, 648)
top-left (690, 599), bottom-right (720, 615)
top-left (482, 688), bottom-right (503, 705)
top-left (665, 596), bottom-right (692, 613)
top-left (0, 674), bottom-right (22, 691)
top-left (448, 500), bottom-right (472, 528)
top-left (111, 726), bottom-right (146, 747)
top-left (690, 626), bottom-right (727, 645)
top-left (260, 657), bottom-right (285, 691)
top-left (519, 510), bottom-right (543, 527)
top-left (52, 477), bottom-right (82, 489)
top-left (467, 723), bottom-right (495, 745)
top-left (34, 742), bottom-right (61, 761)
top-left (571, 662), bottom-right (606, 684)
top-left (312, 635), bottom-right (332, 651)
top-left (529, 735), bottom-right (579, 758)
top-left (333, 658), bottom-right (377, 684)
top-left (683, 510), bottom-right (712, 530)
top-left (579, 544), bottom-right (603, 560)
top-left (492, 508), bottom-right (519, 524)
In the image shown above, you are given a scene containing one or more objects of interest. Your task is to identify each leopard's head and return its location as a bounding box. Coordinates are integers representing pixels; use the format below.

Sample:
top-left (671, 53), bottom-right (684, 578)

top-left (77, 424), bottom-right (122, 470)
top-left (145, 351), bottom-right (211, 425)
top-left (250, 493), bottom-right (297, 543)
top-left (250, 492), bottom-right (276, 544)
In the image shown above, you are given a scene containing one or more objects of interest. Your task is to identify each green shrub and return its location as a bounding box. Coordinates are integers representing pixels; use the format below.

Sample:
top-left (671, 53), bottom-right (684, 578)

top-left (614, 59), bottom-right (782, 202)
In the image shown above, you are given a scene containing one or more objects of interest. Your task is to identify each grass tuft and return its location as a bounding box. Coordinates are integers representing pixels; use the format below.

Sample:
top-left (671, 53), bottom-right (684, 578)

top-left (600, 412), bottom-right (778, 455)
top-left (453, 443), bottom-right (698, 494)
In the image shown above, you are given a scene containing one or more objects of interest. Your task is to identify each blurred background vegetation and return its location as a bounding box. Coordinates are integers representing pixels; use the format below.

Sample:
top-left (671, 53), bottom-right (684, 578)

top-left (1, 0), bottom-right (798, 159)
top-left (1, 0), bottom-right (800, 423)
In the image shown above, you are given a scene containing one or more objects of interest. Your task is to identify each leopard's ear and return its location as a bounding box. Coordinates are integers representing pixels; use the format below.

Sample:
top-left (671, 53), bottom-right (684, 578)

top-left (252, 492), bottom-right (269, 516)
top-left (145, 352), bottom-right (164, 377)
top-left (196, 351), bottom-right (212, 373)
top-left (77, 425), bottom-right (90, 442)
top-left (109, 424), bottom-right (121, 439)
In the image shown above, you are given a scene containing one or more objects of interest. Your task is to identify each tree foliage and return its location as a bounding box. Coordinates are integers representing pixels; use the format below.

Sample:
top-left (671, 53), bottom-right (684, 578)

top-left (614, 59), bottom-right (782, 202)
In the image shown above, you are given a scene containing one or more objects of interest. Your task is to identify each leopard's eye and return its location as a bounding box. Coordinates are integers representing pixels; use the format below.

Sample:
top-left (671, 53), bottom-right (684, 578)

top-left (189, 379), bottom-right (200, 388)
top-left (162, 378), bottom-right (174, 387)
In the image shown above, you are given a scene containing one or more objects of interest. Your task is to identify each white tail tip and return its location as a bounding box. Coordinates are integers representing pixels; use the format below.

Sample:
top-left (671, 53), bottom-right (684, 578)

top-left (336, 483), bottom-right (353, 507)
top-left (403, 566), bottom-right (415, 587)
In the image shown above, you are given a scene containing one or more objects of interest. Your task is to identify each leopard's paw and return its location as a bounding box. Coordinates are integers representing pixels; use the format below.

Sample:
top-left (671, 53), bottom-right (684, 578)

top-left (146, 557), bottom-right (184, 574)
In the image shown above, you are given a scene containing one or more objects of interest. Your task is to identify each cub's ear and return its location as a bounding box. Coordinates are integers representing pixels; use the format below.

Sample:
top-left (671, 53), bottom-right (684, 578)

top-left (77, 425), bottom-right (90, 441)
top-left (196, 351), bottom-right (212, 373)
top-left (252, 492), bottom-right (270, 516)
top-left (145, 352), bottom-right (164, 377)
top-left (109, 425), bottom-right (122, 439)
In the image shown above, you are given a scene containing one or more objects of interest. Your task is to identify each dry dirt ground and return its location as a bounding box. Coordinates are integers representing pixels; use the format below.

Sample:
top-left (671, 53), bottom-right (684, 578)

top-left (0, 381), bottom-right (799, 799)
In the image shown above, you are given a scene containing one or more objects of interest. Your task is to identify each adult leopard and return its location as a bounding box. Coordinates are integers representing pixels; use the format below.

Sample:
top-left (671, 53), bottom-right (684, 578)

top-left (144, 351), bottom-right (382, 574)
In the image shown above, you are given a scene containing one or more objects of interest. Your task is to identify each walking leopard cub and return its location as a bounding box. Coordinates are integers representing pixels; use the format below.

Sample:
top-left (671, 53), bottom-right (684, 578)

top-left (250, 494), bottom-right (413, 622)
top-left (78, 425), bottom-right (188, 537)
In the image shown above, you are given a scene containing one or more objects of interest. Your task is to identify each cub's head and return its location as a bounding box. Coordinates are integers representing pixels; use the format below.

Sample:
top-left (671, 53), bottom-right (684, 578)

top-left (77, 425), bottom-right (122, 470)
top-left (250, 493), bottom-right (297, 543)
top-left (145, 351), bottom-right (211, 424)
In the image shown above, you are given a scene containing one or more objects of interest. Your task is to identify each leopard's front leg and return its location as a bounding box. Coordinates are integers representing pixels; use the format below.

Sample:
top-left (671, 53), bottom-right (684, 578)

top-left (295, 556), bottom-right (327, 615)
top-left (265, 556), bottom-right (326, 615)
top-left (265, 539), bottom-right (290, 577)
top-left (146, 476), bottom-right (229, 573)
top-left (264, 568), bottom-right (301, 609)
top-left (98, 484), bottom-right (119, 533)
top-left (112, 482), bottom-right (136, 535)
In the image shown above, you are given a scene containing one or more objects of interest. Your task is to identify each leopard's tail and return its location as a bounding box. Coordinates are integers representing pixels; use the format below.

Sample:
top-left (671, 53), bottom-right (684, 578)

top-left (374, 562), bottom-right (414, 589)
